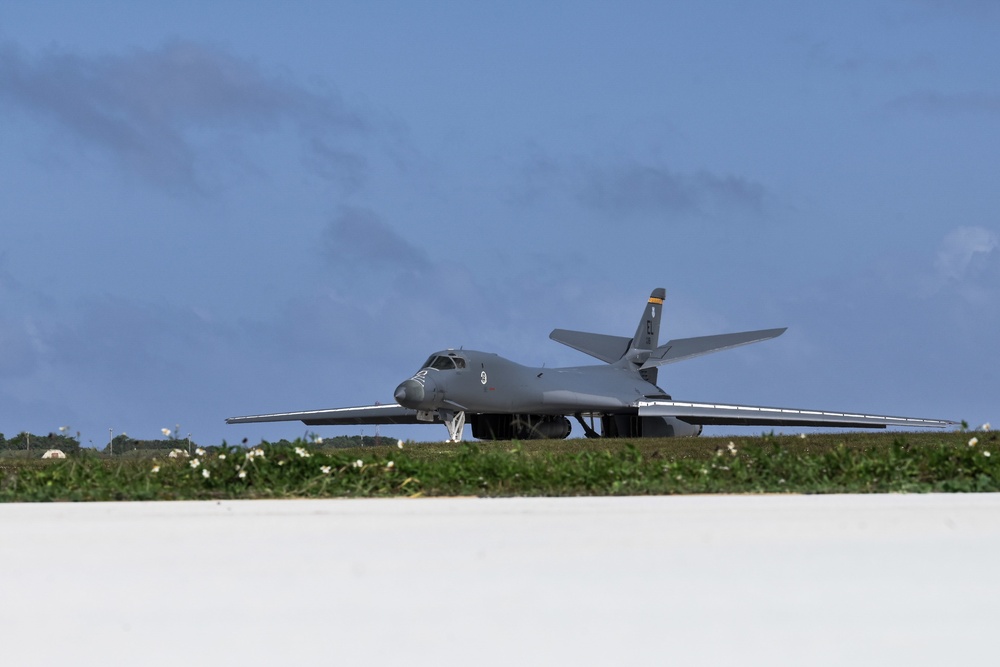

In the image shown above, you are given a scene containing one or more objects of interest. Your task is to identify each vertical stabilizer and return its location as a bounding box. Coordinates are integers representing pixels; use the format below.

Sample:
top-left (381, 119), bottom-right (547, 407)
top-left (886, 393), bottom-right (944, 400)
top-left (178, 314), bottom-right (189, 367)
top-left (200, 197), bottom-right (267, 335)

top-left (631, 288), bottom-right (665, 351)
top-left (627, 288), bottom-right (665, 384)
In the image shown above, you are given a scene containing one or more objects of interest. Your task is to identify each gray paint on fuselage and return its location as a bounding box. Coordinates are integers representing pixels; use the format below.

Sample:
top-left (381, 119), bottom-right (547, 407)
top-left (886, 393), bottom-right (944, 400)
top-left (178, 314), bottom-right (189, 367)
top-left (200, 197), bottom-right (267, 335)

top-left (408, 350), bottom-right (661, 415)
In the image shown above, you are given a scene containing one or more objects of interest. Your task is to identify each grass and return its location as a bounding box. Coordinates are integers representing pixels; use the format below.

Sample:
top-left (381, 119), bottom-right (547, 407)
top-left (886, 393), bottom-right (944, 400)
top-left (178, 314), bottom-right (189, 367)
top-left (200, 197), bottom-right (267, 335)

top-left (0, 429), bottom-right (996, 502)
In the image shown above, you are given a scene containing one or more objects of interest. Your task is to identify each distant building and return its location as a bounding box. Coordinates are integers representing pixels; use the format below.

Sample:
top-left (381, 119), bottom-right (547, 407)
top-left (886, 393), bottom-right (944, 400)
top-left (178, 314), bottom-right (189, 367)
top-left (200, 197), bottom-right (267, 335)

top-left (41, 449), bottom-right (66, 459)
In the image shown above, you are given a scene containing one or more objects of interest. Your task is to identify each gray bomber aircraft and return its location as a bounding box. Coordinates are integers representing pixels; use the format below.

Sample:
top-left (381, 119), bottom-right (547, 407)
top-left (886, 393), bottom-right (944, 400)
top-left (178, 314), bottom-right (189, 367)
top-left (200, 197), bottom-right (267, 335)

top-left (227, 288), bottom-right (955, 441)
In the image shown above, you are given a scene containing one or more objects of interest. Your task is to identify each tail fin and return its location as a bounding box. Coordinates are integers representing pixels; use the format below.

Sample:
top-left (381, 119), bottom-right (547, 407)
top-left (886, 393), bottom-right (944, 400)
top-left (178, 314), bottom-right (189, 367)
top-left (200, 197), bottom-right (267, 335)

top-left (548, 288), bottom-right (666, 366)
top-left (629, 288), bottom-right (665, 354)
top-left (626, 288), bottom-right (666, 384)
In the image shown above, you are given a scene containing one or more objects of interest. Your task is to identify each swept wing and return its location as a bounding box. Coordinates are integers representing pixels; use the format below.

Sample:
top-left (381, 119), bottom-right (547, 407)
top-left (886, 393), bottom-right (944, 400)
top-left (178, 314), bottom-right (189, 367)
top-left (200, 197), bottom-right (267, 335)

top-left (227, 404), bottom-right (424, 426)
top-left (637, 399), bottom-right (955, 429)
top-left (228, 399), bottom-right (954, 431)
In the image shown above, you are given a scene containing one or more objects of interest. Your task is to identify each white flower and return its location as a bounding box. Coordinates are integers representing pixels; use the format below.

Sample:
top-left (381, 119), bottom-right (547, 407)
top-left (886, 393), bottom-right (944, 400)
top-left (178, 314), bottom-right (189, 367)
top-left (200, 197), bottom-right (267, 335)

top-left (397, 440), bottom-right (404, 449)
top-left (294, 446), bottom-right (311, 458)
top-left (352, 459), bottom-right (364, 469)
top-left (727, 441), bottom-right (738, 456)
top-left (983, 423), bottom-right (992, 432)
top-left (195, 448), bottom-right (206, 456)
top-left (969, 437), bottom-right (979, 447)
top-left (218, 454), bottom-right (226, 460)
top-left (238, 470), bottom-right (247, 479)
top-left (984, 451), bottom-right (991, 458)
top-left (799, 433), bottom-right (807, 439)
top-left (168, 450), bottom-right (179, 458)
top-left (161, 428), bottom-right (172, 437)
top-left (386, 461), bottom-right (395, 469)
top-left (314, 435), bottom-right (323, 444)
top-left (151, 465), bottom-right (160, 474)
top-left (320, 466), bottom-right (332, 475)
top-left (202, 468), bottom-right (210, 478)
top-left (246, 448), bottom-right (265, 460)
top-left (189, 458), bottom-right (200, 468)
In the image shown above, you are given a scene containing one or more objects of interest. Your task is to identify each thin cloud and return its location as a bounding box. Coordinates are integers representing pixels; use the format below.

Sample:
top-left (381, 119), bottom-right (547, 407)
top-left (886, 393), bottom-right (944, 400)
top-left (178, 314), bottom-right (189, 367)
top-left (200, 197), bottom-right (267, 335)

top-left (303, 138), bottom-right (368, 193)
top-left (0, 251), bottom-right (21, 292)
top-left (513, 150), bottom-right (766, 220)
top-left (44, 296), bottom-right (224, 380)
top-left (804, 43), bottom-right (935, 76)
top-left (934, 225), bottom-right (998, 282)
top-left (0, 40), bottom-right (367, 191)
top-left (0, 318), bottom-right (42, 378)
top-left (578, 162), bottom-right (766, 218)
top-left (323, 207), bottom-right (429, 271)
top-left (907, 0), bottom-right (1000, 20)
top-left (888, 91), bottom-right (1000, 116)
top-left (898, 225), bottom-right (1000, 312)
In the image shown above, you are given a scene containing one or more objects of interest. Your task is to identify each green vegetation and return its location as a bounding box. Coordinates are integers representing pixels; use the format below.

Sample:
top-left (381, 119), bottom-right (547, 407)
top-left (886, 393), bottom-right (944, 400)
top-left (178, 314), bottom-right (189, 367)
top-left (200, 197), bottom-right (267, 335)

top-left (0, 429), bottom-right (996, 502)
top-left (0, 431), bottom-right (392, 460)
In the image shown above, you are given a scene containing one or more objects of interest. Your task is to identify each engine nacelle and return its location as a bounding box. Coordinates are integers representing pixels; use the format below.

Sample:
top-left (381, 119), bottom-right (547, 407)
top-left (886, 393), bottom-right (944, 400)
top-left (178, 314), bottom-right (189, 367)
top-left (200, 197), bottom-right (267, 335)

top-left (522, 416), bottom-right (573, 440)
top-left (601, 415), bottom-right (703, 438)
top-left (470, 414), bottom-right (573, 440)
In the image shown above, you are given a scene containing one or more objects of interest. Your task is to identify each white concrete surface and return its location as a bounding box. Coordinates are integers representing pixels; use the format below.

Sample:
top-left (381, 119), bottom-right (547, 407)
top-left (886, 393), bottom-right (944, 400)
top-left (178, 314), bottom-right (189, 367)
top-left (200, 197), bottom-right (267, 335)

top-left (2, 494), bottom-right (999, 666)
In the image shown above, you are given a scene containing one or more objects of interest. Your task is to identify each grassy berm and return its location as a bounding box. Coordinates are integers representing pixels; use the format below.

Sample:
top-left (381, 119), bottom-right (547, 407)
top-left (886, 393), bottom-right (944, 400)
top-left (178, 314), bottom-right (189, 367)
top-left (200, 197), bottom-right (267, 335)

top-left (0, 430), bottom-right (996, 502)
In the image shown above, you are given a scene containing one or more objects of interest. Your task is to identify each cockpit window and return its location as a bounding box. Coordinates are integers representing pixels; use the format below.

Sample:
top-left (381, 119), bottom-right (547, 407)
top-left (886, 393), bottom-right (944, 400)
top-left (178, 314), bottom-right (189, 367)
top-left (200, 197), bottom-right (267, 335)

top-left (423, 354), bottom-right (467, 370)
top-left (428, 355), bottom-right (456, 370)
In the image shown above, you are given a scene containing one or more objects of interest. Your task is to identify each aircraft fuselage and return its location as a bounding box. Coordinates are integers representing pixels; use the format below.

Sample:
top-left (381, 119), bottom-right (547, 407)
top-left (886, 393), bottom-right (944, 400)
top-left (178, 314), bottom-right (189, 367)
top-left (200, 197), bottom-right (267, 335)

top-left (393, 350), bottom-right (664, 414)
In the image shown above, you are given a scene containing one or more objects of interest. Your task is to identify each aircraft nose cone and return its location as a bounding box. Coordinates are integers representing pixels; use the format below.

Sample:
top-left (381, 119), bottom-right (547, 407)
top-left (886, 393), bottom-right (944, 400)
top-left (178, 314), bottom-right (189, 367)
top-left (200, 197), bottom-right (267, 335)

top-left (394, 379), bottom-right (425, 408)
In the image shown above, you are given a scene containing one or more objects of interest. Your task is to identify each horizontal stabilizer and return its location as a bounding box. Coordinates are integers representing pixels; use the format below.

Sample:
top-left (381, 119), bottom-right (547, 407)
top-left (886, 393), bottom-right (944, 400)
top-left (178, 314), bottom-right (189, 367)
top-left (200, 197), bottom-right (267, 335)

top-left (640, 327), bottom-right (787, 369)
top-left (637, 399), bottom-right (956, 429)
top-left (227, 404), bottom-right (426, 426)
top-left (549, 329), bottom-right (632, 364)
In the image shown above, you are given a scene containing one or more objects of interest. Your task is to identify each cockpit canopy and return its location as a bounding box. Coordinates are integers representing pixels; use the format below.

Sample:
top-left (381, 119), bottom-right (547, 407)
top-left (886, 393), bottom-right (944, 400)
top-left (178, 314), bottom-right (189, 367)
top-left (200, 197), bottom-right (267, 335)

top-left (422, 352), bottom-right (467, 371)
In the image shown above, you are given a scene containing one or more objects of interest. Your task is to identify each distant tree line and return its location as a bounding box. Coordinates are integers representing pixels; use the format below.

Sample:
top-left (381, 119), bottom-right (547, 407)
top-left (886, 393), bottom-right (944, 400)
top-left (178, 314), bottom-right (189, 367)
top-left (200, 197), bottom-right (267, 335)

top-left (103, 434), bottom-right (202, 455)
top-left (0, 432), bottom-right (82, 456)
top-left (0, 432), bottom-right (199, 457)
top-left (0, 431), bottom-right (393, 457)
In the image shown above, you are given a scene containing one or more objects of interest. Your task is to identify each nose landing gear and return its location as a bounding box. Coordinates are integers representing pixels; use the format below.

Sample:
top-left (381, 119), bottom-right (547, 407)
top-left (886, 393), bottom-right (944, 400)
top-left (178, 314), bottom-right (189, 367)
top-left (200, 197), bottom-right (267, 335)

top-left (439, 410), bottom-right (466, 443)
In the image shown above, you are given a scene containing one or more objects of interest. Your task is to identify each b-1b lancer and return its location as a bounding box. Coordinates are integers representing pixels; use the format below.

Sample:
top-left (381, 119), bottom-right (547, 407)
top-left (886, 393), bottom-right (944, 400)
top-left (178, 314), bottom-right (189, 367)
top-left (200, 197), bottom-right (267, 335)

top-left (227, 289), bottom-right (955, 441)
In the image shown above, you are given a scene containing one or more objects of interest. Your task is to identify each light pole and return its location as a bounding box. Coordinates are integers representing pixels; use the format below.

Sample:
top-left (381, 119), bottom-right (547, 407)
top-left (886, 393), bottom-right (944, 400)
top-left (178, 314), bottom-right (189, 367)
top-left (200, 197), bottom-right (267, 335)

top-left (109, 428), bottom-right (113, 457)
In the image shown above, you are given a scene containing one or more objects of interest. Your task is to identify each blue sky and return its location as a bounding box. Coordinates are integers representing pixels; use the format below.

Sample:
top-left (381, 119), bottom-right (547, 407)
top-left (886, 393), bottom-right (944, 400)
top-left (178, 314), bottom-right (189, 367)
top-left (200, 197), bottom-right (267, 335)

top-left (1, 1), bottom-right (996, 446)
